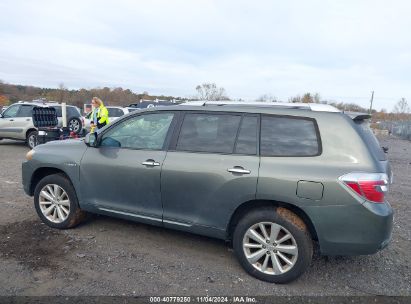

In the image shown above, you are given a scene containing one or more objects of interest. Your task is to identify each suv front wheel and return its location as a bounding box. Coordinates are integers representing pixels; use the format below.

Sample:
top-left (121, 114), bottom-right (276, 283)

top-left (34, 174), bottom-right (87, 229)
top-left (233, 207), bottom-right (313, 283)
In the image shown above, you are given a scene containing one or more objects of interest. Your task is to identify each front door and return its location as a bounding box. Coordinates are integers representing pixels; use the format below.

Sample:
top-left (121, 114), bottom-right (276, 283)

top-left (0, 104), bottom-right (22, 139)
top-left (80, 112), bottom-right (176, 223)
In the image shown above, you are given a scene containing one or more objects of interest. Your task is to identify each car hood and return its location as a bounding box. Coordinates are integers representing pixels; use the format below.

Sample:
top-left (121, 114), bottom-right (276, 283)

top-left (33, 138), bottom-right (88, 163)
top-left (37, 138), bottom-right (86, 147)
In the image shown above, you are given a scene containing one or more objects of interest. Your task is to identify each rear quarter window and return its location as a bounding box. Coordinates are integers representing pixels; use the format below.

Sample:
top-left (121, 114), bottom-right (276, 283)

top-left (261, 115), bottom-right (321, 157)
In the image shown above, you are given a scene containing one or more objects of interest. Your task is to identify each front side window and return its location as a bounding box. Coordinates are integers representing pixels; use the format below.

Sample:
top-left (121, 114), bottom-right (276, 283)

top-left (261, 115), bottom-right (320, 156)
top-left (2, 105), bottom-right (20, 118)
top-left (176, 113), bottom-right (241, 154)
top-left (100, 113), bottom-right (174, 149)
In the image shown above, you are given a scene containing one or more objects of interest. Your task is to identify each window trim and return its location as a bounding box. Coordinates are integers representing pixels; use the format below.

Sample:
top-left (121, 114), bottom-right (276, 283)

top-left (233, 114), bottom-right (260, 156)
top-left (169, 111), bottom-right (245, 155)
top-left (259, 114), bottom-right (322, 157)
top-left (96, 111), bottom-right (178, 152)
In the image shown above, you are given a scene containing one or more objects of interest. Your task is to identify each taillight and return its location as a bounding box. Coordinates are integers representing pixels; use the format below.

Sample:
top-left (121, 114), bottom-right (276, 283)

top-left (339, 173), bottom-right (389, 203)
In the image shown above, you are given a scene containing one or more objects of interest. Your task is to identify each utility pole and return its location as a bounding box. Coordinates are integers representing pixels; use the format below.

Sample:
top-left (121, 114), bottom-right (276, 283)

top-left (369, 91), bottom-right (374, 114)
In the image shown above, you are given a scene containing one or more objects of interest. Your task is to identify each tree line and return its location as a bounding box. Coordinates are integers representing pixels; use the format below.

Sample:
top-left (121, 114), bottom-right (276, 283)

top-left (0, 81), bottom-right (186, 109)
top-left (1, 81), bottom-right (409, 121)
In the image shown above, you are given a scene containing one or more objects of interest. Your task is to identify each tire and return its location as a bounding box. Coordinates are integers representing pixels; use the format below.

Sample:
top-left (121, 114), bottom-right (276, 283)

top-left (34, 174), bottom-right (87, 229)
top-left (26, 130), bottom-right (37, 149)
top-left (233, 207), bottom-right (313, 283)
top-left (68, 117), bottom-right (82, 134)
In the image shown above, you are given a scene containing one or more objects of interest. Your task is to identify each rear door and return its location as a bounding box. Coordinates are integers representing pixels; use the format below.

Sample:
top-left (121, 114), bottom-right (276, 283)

top-left (161, 112), bottom-right (260, 233)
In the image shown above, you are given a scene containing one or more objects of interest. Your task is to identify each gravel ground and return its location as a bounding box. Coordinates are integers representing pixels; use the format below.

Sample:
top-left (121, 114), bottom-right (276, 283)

top-left (0, 137), bottom-right (410, 296)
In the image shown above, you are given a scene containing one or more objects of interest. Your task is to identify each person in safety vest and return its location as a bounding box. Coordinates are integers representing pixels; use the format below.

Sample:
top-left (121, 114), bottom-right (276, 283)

top-left (90, 97), bottom-right (109, 133)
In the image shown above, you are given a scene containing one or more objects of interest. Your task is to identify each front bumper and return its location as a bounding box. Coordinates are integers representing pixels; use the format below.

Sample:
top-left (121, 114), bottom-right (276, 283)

top-left (22, 161), bottom-right (34, 196)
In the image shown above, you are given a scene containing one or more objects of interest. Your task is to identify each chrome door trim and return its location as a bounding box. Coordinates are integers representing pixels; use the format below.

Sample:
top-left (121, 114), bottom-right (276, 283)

top-left (98, 207), bottom-right (162, 222)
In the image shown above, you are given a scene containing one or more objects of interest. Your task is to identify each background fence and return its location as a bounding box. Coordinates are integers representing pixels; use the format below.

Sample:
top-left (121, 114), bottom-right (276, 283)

top-left (377, 121), bottom-right (411, 140)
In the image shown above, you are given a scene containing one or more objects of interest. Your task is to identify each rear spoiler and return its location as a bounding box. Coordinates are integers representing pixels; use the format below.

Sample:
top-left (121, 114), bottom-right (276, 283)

top-left (344, 111), bottom-right (371, 121)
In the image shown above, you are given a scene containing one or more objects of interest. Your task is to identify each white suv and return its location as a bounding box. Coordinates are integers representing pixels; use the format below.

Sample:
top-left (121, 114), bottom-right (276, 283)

top-left (0, 101), bottom-right (83, 148)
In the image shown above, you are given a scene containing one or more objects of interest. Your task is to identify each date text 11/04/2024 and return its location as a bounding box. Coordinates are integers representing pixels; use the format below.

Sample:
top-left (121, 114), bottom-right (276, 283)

top-left (149, 297), bottom-right (257, 303)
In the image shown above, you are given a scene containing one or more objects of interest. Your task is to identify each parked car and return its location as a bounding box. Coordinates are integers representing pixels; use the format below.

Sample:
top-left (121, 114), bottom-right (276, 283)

top-left (83, 106), bottom-right (130, 132)
top-left (0, 101), bottom-right (83, 148)
top-left (22, 101), bottom-right (393, 283)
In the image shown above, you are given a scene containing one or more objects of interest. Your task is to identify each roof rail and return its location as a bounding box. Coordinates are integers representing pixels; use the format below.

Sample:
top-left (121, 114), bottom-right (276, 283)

top-left (182, 101), bottom-right (340, 112)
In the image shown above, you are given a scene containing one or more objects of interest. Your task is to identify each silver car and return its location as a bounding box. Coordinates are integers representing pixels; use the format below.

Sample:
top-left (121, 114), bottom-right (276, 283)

top-left (0, 101), bottom-right (83, 148)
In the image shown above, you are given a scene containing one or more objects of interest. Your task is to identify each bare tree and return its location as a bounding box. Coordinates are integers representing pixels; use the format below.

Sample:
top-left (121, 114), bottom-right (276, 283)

top-left (195, 83), bottom-right (229, 101)
top-left (289, 92), bottom-right (321, 103)
top-left (256, 94), bottom-right (278, 102)
top-left (393, 98), bottom-right (410, 114)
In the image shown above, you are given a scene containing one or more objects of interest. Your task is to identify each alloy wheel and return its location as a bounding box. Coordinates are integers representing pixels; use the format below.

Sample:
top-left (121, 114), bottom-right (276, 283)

top-left (38, 184), bottom-right (71, 223)
top-left (69, 119), bottom-right (80, 132)
top-left (242, 222), bottom-right (298, 275)
top-left (28, 134), bottom-right (36, 149)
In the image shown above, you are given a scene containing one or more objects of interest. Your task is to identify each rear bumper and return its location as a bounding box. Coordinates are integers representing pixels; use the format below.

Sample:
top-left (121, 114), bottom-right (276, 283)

top-left (305, 201), bottom-right (393, 255)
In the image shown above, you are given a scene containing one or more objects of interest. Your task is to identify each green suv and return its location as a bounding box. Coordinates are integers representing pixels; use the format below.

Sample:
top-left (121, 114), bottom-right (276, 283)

top-left (22, 102), bottom-right (393, 283)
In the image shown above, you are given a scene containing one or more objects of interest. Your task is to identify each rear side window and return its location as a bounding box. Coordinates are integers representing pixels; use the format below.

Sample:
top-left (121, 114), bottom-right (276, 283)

top-left (176, 113), bottom-right (241, 154)
top-left (16, 105), bottom-right (33, 117)
top-left (261, 115), bottom-right (320, 156)
top-left (67, 107), bottom-right (80, 117)
top-left (355, 120), bottom-right (387, 161)
top-left (52, 106), bottom-right (62, 117)
top-left (108, 108), bottom-right (124, 117)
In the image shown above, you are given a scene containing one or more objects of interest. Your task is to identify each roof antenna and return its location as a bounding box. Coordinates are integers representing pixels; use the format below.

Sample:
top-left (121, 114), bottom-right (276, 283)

top-left (202, 101), bottom-right (206, 106)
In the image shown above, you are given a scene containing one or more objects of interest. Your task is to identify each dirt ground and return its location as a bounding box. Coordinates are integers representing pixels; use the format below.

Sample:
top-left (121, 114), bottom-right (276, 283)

top-left (0, 136), bottom-right (410, 296)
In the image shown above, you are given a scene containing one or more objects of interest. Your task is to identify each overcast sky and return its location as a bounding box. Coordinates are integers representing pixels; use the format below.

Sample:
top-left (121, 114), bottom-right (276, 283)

top-left (1, 0), bottom-right (410, 110)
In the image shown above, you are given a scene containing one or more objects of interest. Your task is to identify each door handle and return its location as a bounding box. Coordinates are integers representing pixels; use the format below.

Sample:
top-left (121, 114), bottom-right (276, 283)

top-left (227, 166), bottom-right (251, 174)
top-left (9, 119), bottom-right (14, 121)
top-left (142, 160), bottom-right (160, 167)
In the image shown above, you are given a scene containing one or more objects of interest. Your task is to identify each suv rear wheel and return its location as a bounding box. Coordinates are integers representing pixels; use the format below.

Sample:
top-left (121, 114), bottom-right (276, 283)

top-left (34, 174), bottom-right (87, 229)
top-left (233, 207), bottom-right (312, 283)
top-left (69, 117), bottom-right (82, 134)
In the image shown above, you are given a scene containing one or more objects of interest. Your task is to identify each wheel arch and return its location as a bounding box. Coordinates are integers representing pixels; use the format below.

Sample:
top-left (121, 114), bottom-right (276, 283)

top-left (29, 167), bottom-right (72, 196)
top-left (227, 200), bottom-right (318, 244)
top-left (26, 128), bottom-right (37, 139)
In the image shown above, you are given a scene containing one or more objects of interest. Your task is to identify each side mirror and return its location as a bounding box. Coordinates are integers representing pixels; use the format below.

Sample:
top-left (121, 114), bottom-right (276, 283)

top-left (0, 113), bottom-right (3, 118)
top-left (85, 132), bottom-right (97, 147)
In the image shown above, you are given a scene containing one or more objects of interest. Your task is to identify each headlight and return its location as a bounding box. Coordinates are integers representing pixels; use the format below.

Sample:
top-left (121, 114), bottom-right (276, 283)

top-left (26, 150), bottom-right (35, 161)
